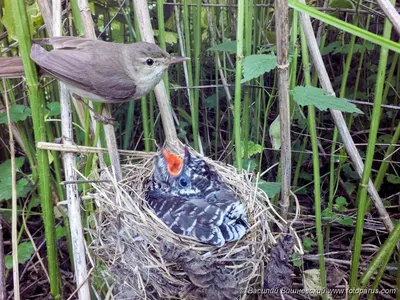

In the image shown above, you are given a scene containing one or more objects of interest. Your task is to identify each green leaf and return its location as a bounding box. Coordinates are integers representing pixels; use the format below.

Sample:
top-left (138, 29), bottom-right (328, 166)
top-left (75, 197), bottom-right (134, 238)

top-left (56, 226), bottom-right (66, 240)
top-left (387, 174), bottom-right (400, 184)
top-left (208, 41), bottom-right (237, 52)
top-left (0, 157), bottom-right (25, 177)
top-left (338, 216), bottom-right (353, 226)
top-left (242, 159), bottom-right (257, 172)
top-left (256, 180), bottom-right (281, 198)
top-left (292, 86), bottom-right (363, 114)
top-left (46, 102), bottom-right (61, 117)
top-left (303, 237), bottom-right (313, 251)
top-left (291, 253), bottom-right (302, 267)
top-left (242, 141), bottom-right (263, 158)
top-left (322, 208), bottom-right (337, 222)
top-left (269, 116), bottom-right (281, 150)
top-left (204, 89), bottom-right (226, 109)
top-left (0, 178), bottom-right (32, 201)
top-left (241, 54), bottom-right (277, 83)
top-left (5, 241), bottom-right (35, 270)
top-left (154, 30), bottom-right (178, 45)
top-left (344, 182), bottom-right (356, 195)
top-left (1, 0), bottom-right (43, 41)
top-left (0, 105), bottom-right (32, 123)
top-left (334, 196), bottom-right (348, 212)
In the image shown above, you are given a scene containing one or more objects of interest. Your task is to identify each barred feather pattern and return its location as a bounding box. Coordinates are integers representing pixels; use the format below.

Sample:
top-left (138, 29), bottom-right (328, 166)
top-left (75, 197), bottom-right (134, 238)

top-left (145, 147), bottom-right (249, 247)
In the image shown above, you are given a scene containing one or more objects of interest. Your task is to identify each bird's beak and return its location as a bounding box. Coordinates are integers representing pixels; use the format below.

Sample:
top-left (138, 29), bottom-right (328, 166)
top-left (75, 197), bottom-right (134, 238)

top-left (167, 56), bottom-right (189, 65)
top-left (161, 148), bottom-right (183, 176)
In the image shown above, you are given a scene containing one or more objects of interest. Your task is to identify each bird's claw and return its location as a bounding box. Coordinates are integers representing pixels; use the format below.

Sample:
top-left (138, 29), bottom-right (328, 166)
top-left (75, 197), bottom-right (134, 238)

top-left (93, 114), bottom-right (115, 126)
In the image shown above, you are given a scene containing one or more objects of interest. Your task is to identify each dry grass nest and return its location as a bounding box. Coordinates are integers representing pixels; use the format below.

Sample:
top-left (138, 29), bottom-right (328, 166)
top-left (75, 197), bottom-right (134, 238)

top-left (86, 145), bottom-right (300, 299)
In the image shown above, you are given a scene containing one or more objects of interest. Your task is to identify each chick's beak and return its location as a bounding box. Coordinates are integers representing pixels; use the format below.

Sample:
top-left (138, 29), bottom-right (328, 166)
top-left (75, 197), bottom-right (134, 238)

top-left (167, 56), bottom-right (189, 65)
top-left (161, 148), bottom-right (183, 176)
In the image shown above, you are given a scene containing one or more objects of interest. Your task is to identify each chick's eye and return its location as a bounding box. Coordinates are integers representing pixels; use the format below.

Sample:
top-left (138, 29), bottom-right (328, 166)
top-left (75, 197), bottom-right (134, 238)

top-left (179, 177), bottom-right (188, 187)
top-left (146, 58), bottom-right (154, 66)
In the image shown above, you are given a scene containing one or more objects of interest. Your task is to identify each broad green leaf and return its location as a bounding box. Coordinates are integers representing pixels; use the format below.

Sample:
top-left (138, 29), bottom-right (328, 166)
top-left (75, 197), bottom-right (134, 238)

top-left (0, 105), bottom-right (31, 123)
top-left (0, 178), bottom-right (31, 201)
top-left (322, 208), bottom-right (337, 222)
top-left (5, 241), bottom-right (35, 270)
top-left (241, 54), bottom-right (277, 83)
top-left (248, 142), bottom-right (263, 157)
top-left (46, 102), bottom-right (61, 117)
top-left (0, 157), bottom-right (25, 177)
top-left (338, 216), bottom-right (353, 226)
top-left (387, 174), bottom-right (400, 184)
top-left (329, 0), bottom-right (354, 9)
top-left (256, 180), bottom-right (281, 198)
top-left (208, 41), bottom-right (237, 53)
top-left (154, 30), bottom-right (178, 45)
top-left (1, 0), bottom-right (43, 41)
top-left (269, 116), bottom-right (281, 150)
top-left (292, 86), bottom-right (363, 114)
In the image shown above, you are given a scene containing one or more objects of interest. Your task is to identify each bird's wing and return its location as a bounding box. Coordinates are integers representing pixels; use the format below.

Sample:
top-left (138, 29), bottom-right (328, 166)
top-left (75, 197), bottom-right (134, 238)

top-left (147, 191), bottom-right (226, 246)
top-left (30, 42), bottom-right (136, 102)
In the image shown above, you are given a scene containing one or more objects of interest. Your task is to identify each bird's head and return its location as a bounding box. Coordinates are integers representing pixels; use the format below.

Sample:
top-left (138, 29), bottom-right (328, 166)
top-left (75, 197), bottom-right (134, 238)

top-left (131, 42), bottom-right (188, 89)
top-left (152, 147), bottom-right (213, 196)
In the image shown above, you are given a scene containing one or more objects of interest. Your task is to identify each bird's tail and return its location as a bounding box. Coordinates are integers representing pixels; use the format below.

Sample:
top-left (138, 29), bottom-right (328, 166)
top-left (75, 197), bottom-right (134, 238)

top-left (0, 57), bottom-right (25, 78)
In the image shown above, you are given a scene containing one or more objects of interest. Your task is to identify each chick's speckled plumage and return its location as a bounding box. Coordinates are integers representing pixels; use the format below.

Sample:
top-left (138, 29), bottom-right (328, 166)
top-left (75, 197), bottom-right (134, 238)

top-left (145, 147), bottom-right (249, 247)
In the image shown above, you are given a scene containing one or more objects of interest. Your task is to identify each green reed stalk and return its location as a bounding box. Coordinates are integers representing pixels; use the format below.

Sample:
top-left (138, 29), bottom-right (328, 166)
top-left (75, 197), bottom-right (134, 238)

top-left (349, 0), bottom-right (394, 287)
top-left (351, 222), bottom-right (400, 300)
top-left (12, 0), bottom-right (61, 297)
top-left (123, 0), bottom-right (136, 150)
top-left (242, 0), bottom-right (253, 161)
top-left (301, 28), bottom-right (327, 299)
top-left (192, 0), bottom-right (201, 150)
top-left (233, 0), bottom-right (246, 170)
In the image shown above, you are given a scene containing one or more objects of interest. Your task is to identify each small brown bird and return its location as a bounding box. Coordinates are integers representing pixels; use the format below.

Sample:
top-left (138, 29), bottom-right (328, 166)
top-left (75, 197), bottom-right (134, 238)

top-left (30, 37), bottom-right (188, 103)
top-left (0, 36), bottom-right (188, 123)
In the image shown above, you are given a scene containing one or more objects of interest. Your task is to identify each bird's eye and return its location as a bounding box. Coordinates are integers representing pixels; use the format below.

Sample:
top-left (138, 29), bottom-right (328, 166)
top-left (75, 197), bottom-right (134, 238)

top-left (179, 177), bottom-right (188, 187)
top-left (146, 58), bottom-right (154, 66)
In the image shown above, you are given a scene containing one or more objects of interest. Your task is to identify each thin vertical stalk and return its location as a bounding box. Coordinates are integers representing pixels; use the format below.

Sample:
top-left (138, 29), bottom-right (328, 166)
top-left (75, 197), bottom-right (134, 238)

top-left (352, 222), bottom-right (400, 300)
top-left (300, 29), bottom-right (327, 299)
top-left (192, 0), bottom-right (201, 150)
top-left (274, 0), bottom-right (291, 220)
top-left (242, 0), bottom-right (253, 160)
top-left (349, 2), bottom-right (394, 287)
top-left (234, 0), bottom-right (246, 170)
top-left (4, 80), bottom-right (20, 299)
top-left (123, 0), bottom-right (136, 150)
top-left (11, 0), bottom-right (61, 297)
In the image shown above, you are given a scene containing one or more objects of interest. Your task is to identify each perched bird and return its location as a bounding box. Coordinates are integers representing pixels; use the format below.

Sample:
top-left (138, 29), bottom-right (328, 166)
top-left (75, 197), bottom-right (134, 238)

top-left (29, 37), bottom-right (188, 103)
top-left (0, 36), bottom-right (188, 123)
top-left (146, 147), bottom-right (249, 247)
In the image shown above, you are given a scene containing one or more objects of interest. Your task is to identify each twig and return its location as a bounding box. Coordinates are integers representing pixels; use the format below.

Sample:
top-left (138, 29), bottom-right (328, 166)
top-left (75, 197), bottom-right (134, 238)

top-left (52, 1), bottom-right (91, 299)
top-left (376, 0), bottom-right (400, 36)
top-left (0, 215), bottom-right (6, 300)
top-left (3, 79), bottom-right (20, 299)
top-left (36, 141), bottom-right (154, 156)
top-left (133, 0), bottom-right (178, 144)
top-left (274, 0), bottom-right (291, 222)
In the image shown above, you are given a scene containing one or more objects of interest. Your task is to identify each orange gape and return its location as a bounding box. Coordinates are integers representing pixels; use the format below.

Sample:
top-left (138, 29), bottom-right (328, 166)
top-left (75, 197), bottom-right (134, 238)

top-left (162, 149), bottom-right (183, 176)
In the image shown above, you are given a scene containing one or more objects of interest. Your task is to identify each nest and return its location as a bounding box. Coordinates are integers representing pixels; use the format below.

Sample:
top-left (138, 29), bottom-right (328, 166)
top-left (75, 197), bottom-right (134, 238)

top-left (87, 146), bottom-right (296, 299)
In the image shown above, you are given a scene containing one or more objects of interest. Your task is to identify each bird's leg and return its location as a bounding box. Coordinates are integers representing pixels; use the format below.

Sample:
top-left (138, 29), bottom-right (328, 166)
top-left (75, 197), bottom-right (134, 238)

top-left (72, 93), bottom-right (115, 126)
